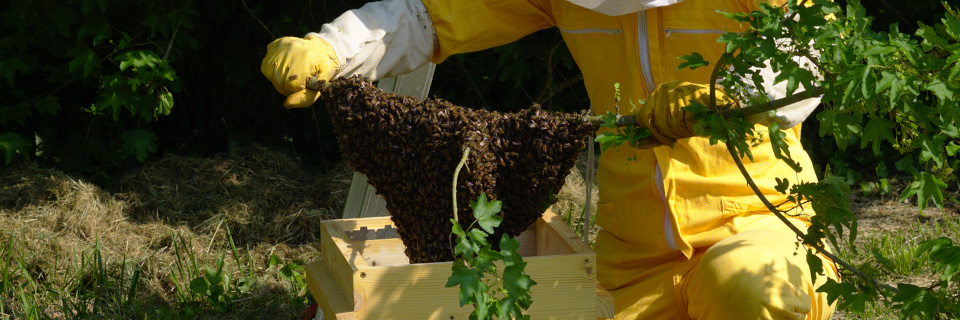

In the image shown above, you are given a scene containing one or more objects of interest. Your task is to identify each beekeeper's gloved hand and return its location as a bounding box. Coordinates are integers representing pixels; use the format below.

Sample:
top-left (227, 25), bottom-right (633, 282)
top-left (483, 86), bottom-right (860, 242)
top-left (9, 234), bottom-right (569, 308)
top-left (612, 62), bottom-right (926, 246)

top-left (261, 35), bottom-right (340, 109)
top-left (636, 81), bottom-right (738, 148)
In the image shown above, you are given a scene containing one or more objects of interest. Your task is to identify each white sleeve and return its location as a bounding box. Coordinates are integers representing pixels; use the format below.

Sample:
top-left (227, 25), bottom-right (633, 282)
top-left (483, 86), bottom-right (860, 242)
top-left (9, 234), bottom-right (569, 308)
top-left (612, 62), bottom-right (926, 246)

top-left (309, 0), bottom-right (436, 81)
top-left (743, 10), bottom-right (824, 130)
top-left (745, 42), bottom-right (822, 129)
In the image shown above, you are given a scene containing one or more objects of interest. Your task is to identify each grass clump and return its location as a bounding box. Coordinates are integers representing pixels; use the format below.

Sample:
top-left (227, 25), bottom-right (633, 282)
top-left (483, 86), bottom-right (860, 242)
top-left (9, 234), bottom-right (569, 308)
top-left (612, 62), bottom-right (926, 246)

top-left (0, 146), bottom-right (348, 319)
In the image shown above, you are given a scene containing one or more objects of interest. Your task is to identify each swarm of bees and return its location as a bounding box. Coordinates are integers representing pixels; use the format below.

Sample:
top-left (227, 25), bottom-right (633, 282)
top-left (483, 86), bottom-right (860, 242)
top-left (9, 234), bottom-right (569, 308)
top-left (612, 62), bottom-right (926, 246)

top-left (320, 76), bottom-right (595, 263)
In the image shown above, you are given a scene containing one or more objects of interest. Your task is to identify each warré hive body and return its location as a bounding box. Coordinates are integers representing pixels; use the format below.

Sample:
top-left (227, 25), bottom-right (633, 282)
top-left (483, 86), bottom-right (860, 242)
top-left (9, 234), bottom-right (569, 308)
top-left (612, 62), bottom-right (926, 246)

top-left (320, 76), bottom-right (596, 263)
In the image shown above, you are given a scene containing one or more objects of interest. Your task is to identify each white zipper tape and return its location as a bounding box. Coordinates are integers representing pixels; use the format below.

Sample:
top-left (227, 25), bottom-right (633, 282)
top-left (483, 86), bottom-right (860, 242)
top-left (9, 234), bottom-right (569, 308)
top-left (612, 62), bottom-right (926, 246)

top-left (558, 28), bottom-right (623, 35)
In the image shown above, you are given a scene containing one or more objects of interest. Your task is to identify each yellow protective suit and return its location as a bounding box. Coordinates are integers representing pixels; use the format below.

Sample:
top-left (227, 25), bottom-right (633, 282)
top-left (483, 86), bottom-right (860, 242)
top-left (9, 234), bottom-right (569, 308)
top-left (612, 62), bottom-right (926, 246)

top-left (424, 0), bottom-right (839, 318)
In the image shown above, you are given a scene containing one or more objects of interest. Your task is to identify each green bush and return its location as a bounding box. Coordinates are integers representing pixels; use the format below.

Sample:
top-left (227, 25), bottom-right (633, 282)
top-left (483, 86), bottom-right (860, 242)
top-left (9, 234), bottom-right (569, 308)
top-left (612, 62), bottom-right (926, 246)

top-left (1, 0), bottom-right (196, 180)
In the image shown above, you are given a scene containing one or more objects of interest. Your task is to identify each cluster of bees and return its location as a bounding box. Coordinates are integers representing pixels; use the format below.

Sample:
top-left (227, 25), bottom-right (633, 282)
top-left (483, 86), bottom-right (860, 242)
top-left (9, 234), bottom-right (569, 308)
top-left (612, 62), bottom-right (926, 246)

top-left (321, 76), bottom-right (595, 263)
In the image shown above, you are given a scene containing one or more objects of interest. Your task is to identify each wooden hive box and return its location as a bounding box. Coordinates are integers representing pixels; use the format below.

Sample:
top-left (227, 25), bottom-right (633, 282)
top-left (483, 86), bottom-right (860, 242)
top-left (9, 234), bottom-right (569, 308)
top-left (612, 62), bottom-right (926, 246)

top-left (304, 209), bottom-right (614, 319)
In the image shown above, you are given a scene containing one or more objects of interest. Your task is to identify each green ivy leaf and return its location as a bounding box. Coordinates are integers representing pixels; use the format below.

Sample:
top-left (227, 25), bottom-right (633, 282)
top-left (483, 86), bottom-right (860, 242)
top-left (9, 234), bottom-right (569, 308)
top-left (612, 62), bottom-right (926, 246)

top-left (471, 193), bottom-right (503, 234)
top-left (472, 247), bottom-right (502, 272)
top-left (120, 129), bottom-right (157, 162)
top-left (502, 262), bottom-right (536, 309)
top-left (899, 172), bottom-right (948, 211)
top-left (499, 234), bottom-right (523, 267)
top-left (445, 264), bottom-right (482, 307)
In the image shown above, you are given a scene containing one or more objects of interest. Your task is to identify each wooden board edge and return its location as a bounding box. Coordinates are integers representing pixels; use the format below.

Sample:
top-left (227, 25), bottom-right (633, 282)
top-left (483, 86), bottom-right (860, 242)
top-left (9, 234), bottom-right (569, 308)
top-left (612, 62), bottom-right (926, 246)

top-left (596, 282), bottom-right (615, 320)
top-left (541, 209), bottom-right (594, 255)
top-left (305, 258), bottom-right (355, 320)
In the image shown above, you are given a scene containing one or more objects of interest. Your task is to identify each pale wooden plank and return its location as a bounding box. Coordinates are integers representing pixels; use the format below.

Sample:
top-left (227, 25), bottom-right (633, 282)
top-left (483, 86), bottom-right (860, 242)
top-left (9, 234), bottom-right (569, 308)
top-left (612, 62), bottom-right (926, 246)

top-left (321, 221), bottom-right (361, 301)
top-left (541, 209), bottom-right (594, 255)
top-left (304, 258), bottom-right (355, 320)
top-left (515, 224), bottom-right (538, 257)
top-left (351, 238), bottom-right (409, 267)
top-left (597, 282), bottom-right (615, 320)
top-left (354, 261), bottom-right (472, 319)
top-left (536, 216), bottom-right (575, 256)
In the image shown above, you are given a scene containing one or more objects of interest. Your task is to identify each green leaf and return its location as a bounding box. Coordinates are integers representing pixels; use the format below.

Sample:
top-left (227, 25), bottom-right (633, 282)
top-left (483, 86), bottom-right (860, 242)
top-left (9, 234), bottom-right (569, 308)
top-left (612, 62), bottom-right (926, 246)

top-left (189, 277), bottom-right (209, 296)
top-left (0, 132), bottom-right (31, 165)
top-left (68, 48), bottom-right (101, 78)
top-left (860, 66), bottom-right (876, 100)
top-left (34, 96), bottom-right (60, 116)
top-left (924, 79), bottom-right (955, 102)
top-left (445, 264), bottom-right (482, 307)
top-left (502, 262), bottom-right (536, 308)
top-left (120, 129), bottom-right (158, 162)
top-left (677, 52), bottom-right (709, 70)
top-left (916, 22), bottom-right (950, 51)
top-left (596, 132), bottom-right (628, 152)
top-left (859, 118), bottom-right (895, 155)
top-left (870, 249), bottom-right (896, 272)
top-left (861, 45), bottom-right (896, 56)
top-left (892, 284), bottom-right (940, 320)
top-left (472, 247), bottom-right (502, 272)
top-left (899, 172), bottom-right (948, 211)
top-left (889, 76), bottom-right (905, 107)
top-left (805, 250), bottom-right (823, 283)
top-left (117, 50), bottom-right (161, 72)
top-left (775, 177), bottom-right (790, 194)
top-left (470, 193), bottom-right (502, 234)
top-left (875, 70), bottom-right (896, 93)
top-left (768, 123), bottom-right (801, 172)
top-left (947, 143), bottom-right (960, 157)
top-left (914, 135), bottom-right (944, 167)
top-left (499, 234), bottom-right (523, 267)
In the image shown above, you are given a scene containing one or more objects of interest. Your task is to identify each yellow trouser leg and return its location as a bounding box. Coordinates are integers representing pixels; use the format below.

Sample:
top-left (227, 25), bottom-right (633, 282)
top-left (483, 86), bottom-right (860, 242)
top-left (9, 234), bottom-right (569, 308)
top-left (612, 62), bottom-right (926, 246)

top-left (682, 228), bottom-right (838, 320)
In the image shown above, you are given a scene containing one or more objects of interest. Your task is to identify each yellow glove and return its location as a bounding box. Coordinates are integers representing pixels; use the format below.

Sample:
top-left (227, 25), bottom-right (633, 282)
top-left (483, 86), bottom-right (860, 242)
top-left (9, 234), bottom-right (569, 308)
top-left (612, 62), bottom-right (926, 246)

top-left (636, 81), bottom-right (738, 147)
top-left (261, 35), bottom-right (340, 109)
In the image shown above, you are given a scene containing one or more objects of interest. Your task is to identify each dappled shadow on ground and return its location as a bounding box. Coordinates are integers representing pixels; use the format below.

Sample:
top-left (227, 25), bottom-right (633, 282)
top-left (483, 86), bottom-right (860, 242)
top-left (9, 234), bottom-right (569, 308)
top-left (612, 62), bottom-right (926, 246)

top-left (114, 146), bottom-right (350, 247)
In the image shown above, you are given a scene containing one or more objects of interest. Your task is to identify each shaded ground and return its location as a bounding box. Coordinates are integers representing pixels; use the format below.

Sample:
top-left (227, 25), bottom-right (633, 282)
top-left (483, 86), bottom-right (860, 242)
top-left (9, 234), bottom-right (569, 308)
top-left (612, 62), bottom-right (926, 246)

top-left (1, 146), bottom-right (957, 318)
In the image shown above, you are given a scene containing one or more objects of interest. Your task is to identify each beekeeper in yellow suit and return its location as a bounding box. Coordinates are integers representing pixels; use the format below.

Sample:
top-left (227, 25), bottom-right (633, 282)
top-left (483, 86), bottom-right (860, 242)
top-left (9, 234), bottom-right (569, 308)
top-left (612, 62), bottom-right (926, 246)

top-left (262, 0), bottom-right (839, 318)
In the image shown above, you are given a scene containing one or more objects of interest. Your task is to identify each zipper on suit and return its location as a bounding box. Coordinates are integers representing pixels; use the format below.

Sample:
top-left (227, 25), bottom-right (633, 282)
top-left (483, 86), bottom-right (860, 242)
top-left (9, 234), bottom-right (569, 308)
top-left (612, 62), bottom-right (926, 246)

top-left (663, 28), bottom-right (728, 38)
top-left (655, 164), bottom-right (679, 252)
top-left (664, 28), bottom-right (742, 38)
top-left (558, 28), bottom-right (623, 35)
top-left (637, 11), bottom-right (655, 94)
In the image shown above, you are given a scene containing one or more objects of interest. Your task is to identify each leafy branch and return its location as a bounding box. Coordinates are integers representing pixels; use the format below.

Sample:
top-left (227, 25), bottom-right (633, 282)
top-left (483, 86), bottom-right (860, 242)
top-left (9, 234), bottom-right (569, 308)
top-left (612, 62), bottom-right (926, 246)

top-left (447, 148), bottom-right (536, 319)
top-left (595, 0), bottom-right (960, 317)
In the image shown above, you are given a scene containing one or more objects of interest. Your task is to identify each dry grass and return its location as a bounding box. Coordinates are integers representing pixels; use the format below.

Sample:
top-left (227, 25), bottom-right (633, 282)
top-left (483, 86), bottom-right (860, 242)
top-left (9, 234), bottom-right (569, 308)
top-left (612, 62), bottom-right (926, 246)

top-left (0, 146), bottom-right (351, 318)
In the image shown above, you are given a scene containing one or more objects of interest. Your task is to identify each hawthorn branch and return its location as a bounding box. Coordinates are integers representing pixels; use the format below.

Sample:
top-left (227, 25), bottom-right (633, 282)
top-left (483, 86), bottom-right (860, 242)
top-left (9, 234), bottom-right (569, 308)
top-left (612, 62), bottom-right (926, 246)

top-left (722, 134), bottom-right (896, 293)
top-left (582, 86), bottom-right (824, 128)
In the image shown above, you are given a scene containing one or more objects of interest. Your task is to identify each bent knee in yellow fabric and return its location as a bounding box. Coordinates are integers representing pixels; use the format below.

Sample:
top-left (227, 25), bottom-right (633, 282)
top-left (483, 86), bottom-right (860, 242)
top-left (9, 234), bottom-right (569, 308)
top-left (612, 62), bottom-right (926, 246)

top-left (683, 229), bottom-right (838, 320)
